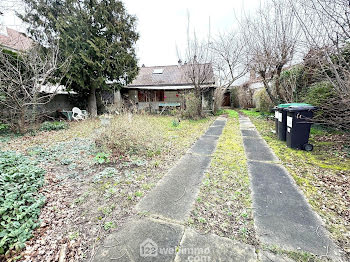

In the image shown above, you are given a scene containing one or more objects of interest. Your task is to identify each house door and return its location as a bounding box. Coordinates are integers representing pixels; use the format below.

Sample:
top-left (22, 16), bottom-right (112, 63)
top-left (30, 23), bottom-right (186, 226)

top-left (222, 92), bottom-right (231, 107)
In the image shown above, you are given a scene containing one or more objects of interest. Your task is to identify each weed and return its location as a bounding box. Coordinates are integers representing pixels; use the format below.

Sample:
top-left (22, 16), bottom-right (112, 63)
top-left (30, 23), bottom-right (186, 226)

top-left (103, 222), bottom-right (116, 231)
top-left (94, 152), bottom-right (110, 164)
top-left (172, 119), bottom-right (180, 127)
top-left (0, 123), bottom-right (9, 133)
top-left (198, 217), bottom-right (207, 223)
top-left (98, 205), bottom-right (115, 216)
top-left (134, 191), bottom-right (143, 197)
top-left (40, 121), bottom-right (68, 131)
top-left (93, 167), bottom-right (119, 183)
top-left (68, 232), bottom-right (79, 241)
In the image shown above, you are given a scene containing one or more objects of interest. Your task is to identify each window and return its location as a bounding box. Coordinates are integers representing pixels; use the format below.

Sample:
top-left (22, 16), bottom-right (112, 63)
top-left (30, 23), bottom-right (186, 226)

top-left (138, 90), bottom-right (164, 102)
top-left (153, 68), bottom-right (164, 74)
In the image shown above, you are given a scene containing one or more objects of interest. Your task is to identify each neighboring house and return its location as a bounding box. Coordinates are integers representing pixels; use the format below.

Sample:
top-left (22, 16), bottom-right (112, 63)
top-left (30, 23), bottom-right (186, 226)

top-left (241, 70), bottom-right (265, 91)
top-left (0, 27), bottom-right (76, 114)
top-left (0, 26), bottom-right (33, 52)
top-left (123, 61), bottom-right (216, 111)
top-left (223, 70), bottom-right (264, 108)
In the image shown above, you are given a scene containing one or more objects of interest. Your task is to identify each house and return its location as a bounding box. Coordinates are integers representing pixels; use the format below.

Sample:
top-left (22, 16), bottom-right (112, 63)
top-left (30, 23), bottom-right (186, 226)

top-left (0, 26), bottom-right (33, 52)
top-left (0, 27), bottom-right (76, 115)
top-left (122, 61), bottom-right (216, 111)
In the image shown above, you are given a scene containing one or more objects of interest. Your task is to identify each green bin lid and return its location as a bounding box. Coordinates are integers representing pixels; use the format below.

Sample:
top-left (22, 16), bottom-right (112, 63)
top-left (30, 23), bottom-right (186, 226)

top-left (277, 103), bottom-right (311, 108)
top-left (285, 105), bottom-right (317, 112)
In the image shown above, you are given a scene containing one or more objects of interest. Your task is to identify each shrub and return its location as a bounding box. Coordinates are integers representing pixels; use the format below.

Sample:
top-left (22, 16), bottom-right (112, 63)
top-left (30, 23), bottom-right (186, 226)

top-left (95, 115), bottom-right (164, 158)
top-left (253, 89), bottom-right (273, 112)
top-left (0, 151), bottom-right (45, 255)
top-left (230, 88), bottom-right (240, 108)
top-left (302, 81), bottom-right (335, 106)
top-left (302, 81), bottom-right (350, 129)
top-left (234, 85), bottom-right (254, 108)
top-left (181, 93), bottom-right (202, 119)
top-left (0, 123), bottom-right (9, 134)
top-left (40, 121), bottom-right (68, 131)
top-left (279, 65), bottom-right (306, 102)
top-left (213, 87), bottom-right (226, 114)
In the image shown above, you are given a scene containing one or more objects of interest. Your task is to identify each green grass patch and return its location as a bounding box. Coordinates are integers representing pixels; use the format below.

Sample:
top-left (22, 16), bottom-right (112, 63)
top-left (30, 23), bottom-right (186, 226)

top-left (215, 109), bottom-right (239, 118)
top-left (189, 114), bottom-right (257, 246)
top-left (40, 121), bottom-right (68, 131)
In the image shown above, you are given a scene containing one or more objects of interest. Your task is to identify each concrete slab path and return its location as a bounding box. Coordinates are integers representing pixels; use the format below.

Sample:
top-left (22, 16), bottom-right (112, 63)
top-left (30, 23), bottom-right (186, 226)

top-left (239, 115), bottom-right (342, 261)
top-left (92, 117), bottom-right (259, 262)
top-left (90, 115), bottom-right (341, 262)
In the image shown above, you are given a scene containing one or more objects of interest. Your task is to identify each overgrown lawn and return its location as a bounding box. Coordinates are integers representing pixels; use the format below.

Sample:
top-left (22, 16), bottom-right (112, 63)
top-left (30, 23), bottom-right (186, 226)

top-left (1, 115), bottom-right (214, 261)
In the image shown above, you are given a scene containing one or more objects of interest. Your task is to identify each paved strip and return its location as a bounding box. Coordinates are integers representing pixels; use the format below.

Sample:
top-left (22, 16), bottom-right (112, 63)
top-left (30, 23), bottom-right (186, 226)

top-left (239, 115), bottom-right (341, 260)
top-left (93, 218), bottom-right (184, 262)
top-left (174, 229), bottom-right (257, 262)
top-left (92, 217), bottom-right (258, 262)
top-left (136, 117), bottom-right (226, 222)
top-left (92, 117), bottom-right (257, 262)
top-left (92, 116), bottom-right (302, 262)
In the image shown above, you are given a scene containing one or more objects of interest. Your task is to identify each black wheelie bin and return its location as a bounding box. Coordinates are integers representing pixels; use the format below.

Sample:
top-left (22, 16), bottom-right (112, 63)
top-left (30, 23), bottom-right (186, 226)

top-left (275, 103), bottom-right (311, 141)
top-left (285, 105), bottom-right (317, 151)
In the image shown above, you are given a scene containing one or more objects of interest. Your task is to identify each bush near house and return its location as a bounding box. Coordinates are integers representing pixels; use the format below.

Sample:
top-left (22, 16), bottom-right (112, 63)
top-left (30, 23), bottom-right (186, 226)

top-left (181, 93), bottom-right (202, 119)
top-left (0, 151), bottom-right (45, 256)
top-left (253, 89), bottom-right (273, 112)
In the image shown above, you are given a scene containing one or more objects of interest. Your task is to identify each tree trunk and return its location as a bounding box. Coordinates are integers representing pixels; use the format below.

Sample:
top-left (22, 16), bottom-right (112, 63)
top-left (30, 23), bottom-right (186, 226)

top-left (195, 86), bottom-right (202, 117)
top-left (114, 89), bottom-right (122, 109)
top-left (262, 80), bottom-right (278, 106)
top-left (88, 86), bottom-right (98, 117)
top-left (96, 90), bottom-right (106, 115)
top-left (18, 109), bottom-right (26, 134)
top-left (274, 69), bottom-right (283, 103)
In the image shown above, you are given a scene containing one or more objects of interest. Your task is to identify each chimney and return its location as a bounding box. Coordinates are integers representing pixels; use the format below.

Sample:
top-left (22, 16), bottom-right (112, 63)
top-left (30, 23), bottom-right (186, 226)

top-left (250, 69), bottom-right (256, 81)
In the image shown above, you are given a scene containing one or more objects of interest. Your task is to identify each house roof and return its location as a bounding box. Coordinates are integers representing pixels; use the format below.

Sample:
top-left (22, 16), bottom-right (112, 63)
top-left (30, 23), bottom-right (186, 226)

top-left (127, 63), bottom-right (215, 89)
top-left (0, 27), bottom-right (33, 52)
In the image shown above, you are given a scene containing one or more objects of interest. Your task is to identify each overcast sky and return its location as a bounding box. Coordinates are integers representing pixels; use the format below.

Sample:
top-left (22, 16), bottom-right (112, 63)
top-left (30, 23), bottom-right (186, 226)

top-left (0, 0), bottom-right (263, 66)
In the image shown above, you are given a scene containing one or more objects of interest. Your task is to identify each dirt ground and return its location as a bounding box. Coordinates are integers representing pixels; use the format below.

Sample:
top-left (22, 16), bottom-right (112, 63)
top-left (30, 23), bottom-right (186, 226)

top-left (0, 115), bottom-right (213, 262)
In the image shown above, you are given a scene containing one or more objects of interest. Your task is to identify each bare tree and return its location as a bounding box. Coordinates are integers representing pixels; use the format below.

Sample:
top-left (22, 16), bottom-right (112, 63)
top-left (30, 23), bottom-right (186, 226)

top-left (211, 31), bottom-right (247, 89)
top-left (209, 31), bottom-right (247, 111)
top-left (289, 0), bottom-right (350, 129)
top-left (241, 0), bottom-right (300, 105)
top-left (0, 44), bottom-right (69, 132)
top-left (182, 16), bottom-right (214, 116)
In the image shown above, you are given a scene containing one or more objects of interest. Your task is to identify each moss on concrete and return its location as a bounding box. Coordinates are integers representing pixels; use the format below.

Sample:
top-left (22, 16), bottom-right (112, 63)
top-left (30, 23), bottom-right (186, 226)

top-left (241, 111), bottom-right (350, 259)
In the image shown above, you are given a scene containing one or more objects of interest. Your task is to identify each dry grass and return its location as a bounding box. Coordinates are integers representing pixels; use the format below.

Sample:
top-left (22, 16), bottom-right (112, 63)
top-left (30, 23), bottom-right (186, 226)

top-left (1, 114), bottom-right (214, 262)
top-left (0, 119), bottom-right (101, 153)
top-left (95, 114), bottom-right (213, 159)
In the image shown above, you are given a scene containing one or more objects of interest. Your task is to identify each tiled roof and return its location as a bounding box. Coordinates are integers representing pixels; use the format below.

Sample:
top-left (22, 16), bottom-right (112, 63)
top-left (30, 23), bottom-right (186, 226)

top-left (0, 27), bottom-right (33, 52)
top-left (128, 63), bottom-right (215, 87)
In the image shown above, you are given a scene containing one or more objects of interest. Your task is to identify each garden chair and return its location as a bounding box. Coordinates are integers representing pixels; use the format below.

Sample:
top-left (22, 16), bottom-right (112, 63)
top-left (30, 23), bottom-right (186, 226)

top-left (72, 107), bottom-right (87, 121)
